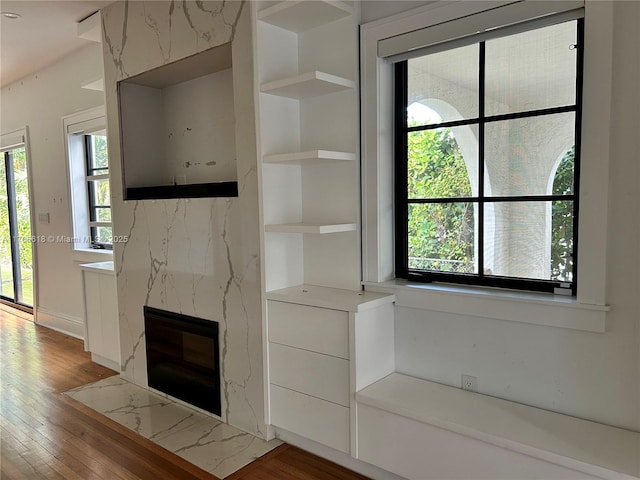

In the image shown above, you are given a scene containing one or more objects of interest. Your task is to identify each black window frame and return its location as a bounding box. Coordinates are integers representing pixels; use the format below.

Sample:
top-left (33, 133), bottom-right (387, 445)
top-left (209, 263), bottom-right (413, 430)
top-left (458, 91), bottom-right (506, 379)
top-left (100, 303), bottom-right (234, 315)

top-left (394, 18), bottom-right (584, 294)
top-left (84, 134), bottom-right (112, 250)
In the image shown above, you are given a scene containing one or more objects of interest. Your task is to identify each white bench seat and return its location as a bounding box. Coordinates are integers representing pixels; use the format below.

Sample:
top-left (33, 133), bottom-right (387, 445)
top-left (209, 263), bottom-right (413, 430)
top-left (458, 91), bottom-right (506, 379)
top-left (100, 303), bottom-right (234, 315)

top-left (356, 373), bottom-right (640, 480)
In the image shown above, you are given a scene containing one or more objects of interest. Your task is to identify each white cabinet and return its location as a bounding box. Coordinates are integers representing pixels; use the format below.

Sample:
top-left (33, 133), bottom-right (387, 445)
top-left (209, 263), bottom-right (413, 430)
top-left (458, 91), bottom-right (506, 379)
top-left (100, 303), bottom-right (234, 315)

top-left (256, 0), bottom-right (360, 292)
top-left (80, 261), bottom-right (120, 371)
top-left (266, 285), bottom-right (395, 455)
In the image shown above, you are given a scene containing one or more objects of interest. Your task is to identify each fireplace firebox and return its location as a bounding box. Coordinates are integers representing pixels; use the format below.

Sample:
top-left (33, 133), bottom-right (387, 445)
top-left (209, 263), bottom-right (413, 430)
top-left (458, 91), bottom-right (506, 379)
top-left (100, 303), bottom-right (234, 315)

top-left (144, 306), bottom-right (221, 416)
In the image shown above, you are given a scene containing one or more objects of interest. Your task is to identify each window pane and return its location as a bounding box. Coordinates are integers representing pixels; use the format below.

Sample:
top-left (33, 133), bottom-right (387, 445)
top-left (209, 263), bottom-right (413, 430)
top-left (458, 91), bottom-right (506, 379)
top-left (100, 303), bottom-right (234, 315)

top-left (484, 201), bottom-right (573, 282)
top-left (0, 158), bottom-right (14, 300)
top-left (552, 146), bottom-right (575, 195)
top-left (484, 113), bottom-right (575, 197)
top-left (90, 134), bottom-right (109, 170)
top-left (551, 200), bottom-right (574, 282)
top-left (408, 202), bottom-right (476, 273)
top-left (12, 148), bottom-right (33, 307)
top-left (407, 44), bottom-right (479, 126)
top-left (95, 226), bottom-right (112, 244)
top-left (95, 207), bottom-right (111, 223)
top-left (90, 179), bottom-right (111, 206)
top-left (485, 21), bottom-right (577, 116)
top-left (408, 125), bottom-right (477, 199)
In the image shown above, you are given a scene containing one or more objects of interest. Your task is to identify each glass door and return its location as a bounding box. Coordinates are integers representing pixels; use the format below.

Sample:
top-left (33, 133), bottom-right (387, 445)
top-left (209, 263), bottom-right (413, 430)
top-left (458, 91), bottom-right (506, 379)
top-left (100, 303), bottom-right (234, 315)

top-left (0, 146), bottom-right (33, 310)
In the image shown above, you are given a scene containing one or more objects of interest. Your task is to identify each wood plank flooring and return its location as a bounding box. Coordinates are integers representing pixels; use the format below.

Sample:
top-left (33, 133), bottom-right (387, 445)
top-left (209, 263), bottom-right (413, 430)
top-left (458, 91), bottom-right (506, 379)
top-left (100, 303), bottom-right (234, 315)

top-left (0, 309), bottom-right (370, 480)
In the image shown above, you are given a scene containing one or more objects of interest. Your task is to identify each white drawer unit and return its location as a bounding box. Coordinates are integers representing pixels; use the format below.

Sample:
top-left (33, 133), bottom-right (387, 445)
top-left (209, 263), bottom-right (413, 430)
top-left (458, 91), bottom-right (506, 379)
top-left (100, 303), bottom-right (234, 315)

top-left (265, 286), bottom-right (396, 457)
top-left (269, 342), bottom-right (350, 407)
top-left (268, 300), bottom-right (349, 359)
top-left (270, 384), bottom-right (350, 454)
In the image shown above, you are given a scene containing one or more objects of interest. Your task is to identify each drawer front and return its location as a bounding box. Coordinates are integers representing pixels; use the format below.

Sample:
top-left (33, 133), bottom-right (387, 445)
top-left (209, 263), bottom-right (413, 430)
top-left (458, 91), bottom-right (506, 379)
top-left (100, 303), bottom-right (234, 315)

top-left (268, 301), bottom-right (349, 358)
top-left (270, 384), bottom-right (350, 453)
top-left (269, 342), bottom-right (349, 407)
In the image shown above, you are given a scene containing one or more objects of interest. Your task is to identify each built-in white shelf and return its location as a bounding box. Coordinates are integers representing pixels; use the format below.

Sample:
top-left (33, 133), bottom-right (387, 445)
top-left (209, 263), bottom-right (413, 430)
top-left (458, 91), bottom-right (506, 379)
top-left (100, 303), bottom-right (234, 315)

top-left (263, 150), bottom-right (356, 165)
top-left (266, 284), bottom-right (395, 313)
top-left (81, 77), bottom-right (104, 91)
top-left (265, 222), bottom-right (356, 234)
top-left (261, 71), bottom-right (354, 99)
top-left (258, 0), bottom-right (353, 33)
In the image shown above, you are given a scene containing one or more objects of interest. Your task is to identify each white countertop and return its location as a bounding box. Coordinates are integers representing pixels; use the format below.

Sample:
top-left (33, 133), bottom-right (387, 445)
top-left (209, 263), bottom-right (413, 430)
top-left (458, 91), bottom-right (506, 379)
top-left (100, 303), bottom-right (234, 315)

top-left (266, 284), bottom-right (395, 312)
top-left (79, 261), bottom-right (115, 274)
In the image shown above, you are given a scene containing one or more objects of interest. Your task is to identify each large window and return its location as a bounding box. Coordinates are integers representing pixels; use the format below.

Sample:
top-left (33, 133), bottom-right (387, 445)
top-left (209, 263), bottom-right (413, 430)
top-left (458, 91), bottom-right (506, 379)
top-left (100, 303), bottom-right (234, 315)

top-left (394, 19), bottom-right (583, 293)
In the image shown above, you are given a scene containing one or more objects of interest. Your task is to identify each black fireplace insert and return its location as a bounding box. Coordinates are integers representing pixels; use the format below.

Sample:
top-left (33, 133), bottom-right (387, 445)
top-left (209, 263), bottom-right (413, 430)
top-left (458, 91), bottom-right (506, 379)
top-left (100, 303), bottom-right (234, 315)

top-left (144, 306), bottom-right (221, 416)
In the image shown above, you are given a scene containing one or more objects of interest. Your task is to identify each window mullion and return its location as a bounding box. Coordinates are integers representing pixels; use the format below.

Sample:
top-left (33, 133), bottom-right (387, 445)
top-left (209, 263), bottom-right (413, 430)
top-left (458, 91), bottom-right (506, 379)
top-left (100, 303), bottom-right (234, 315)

top-left (478, 41), bottom-right (486, 279)
top-left (87, 173), bottom-right (109, 181)
top-left (570, 18), bottom-right (585, 296)
top-left (395, 61), bottom-right (410, 278)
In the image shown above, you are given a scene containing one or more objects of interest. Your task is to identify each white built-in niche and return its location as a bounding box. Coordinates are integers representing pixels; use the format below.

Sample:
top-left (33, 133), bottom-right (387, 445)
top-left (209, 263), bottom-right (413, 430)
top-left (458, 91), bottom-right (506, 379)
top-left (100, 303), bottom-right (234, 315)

top-left (118, 43), bottom-right (238, 199)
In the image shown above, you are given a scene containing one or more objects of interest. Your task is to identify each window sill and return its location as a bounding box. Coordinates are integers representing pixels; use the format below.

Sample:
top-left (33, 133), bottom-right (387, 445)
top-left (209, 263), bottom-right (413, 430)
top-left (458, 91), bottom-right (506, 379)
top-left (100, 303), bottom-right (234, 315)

top-left (362, 280), bottom-right (609, 333)
top-left (71, 248), bottom-right (113, 264)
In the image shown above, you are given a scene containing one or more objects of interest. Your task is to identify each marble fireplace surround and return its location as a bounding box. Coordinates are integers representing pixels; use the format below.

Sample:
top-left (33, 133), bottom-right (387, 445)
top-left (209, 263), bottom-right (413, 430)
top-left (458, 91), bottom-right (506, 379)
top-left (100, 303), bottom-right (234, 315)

top-left (102, 0), bottom-right (266, 438)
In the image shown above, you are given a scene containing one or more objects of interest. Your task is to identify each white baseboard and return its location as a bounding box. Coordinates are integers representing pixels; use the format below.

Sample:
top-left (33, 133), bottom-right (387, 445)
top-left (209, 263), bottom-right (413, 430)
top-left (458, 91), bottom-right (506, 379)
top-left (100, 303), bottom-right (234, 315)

top-left (90, 353), bottom-right (120, 372)
top-left (273, 427), bottom-right (405, 480)
top-left (35, 307), bottom-right (85, 340)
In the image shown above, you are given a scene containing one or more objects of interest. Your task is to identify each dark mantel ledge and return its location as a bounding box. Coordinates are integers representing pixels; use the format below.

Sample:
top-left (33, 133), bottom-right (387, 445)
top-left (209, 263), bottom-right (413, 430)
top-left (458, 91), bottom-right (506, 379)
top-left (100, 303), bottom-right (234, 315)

top-left (125, 181), bottom-right (238, 200)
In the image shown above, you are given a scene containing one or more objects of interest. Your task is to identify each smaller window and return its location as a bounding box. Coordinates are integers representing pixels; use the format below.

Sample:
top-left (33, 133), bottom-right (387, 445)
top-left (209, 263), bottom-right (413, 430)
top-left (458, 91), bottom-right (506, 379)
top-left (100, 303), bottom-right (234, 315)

top-left (84, 133), bottom-right (112, 249)
top-left (63, 107), bottom-right (112, 252)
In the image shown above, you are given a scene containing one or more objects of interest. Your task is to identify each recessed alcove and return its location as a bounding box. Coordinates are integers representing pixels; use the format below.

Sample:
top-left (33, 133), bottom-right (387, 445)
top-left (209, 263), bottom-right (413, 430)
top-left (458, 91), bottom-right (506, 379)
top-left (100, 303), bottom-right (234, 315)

top-left (118, 43), bottom-right (238, 200)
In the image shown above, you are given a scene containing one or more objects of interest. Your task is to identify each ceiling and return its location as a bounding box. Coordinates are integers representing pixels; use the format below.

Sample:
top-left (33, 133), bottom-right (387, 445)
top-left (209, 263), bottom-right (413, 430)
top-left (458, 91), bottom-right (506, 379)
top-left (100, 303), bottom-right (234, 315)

top-left (0, 0), bottom-right (114, 88)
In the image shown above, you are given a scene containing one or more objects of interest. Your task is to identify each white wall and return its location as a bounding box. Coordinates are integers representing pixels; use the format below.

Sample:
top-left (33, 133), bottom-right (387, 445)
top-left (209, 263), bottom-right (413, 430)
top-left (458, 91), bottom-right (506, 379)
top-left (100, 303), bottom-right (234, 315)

top-left (0, 44), bottom-right (108, 334)
top-left (360, 0), bottom-right (434, 24)
top-left (362, 1), bottom-right (640, 432)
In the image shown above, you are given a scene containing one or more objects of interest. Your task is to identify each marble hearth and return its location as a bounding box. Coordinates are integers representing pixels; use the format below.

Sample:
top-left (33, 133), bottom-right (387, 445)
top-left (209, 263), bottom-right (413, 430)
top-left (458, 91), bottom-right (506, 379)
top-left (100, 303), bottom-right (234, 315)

top-left (65, 376), bottom-right (281, 478)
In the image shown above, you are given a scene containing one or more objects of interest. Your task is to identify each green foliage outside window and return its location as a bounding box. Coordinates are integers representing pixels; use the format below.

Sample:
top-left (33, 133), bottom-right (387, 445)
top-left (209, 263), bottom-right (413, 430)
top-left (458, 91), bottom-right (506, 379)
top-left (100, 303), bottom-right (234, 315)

top-left (92, 135), bottom-right (109, 170)
top-left (0, 147), bottom-right (33, 304)
top-left (407, 127), bottom-right (474, 272)
top-left (407, 126), bottom-right (574, 279)
top-left (551, 146), bottom-right (575, 281)
top-left (0, 148), bottom-right (32, 268)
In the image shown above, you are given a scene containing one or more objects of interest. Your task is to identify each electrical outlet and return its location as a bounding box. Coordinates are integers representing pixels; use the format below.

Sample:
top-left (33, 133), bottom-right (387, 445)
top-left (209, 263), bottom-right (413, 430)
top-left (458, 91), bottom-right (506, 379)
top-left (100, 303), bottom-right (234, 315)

top-left (461, 374), bottom-right (477, 392)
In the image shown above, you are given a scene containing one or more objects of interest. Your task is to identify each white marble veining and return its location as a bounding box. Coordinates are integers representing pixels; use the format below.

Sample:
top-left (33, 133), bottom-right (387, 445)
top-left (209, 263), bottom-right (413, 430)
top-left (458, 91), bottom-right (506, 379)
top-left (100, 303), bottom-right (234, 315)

top-left (101, 0), bottom-right (266, 437)
top-left (66, 376), bottom-right (281, 479)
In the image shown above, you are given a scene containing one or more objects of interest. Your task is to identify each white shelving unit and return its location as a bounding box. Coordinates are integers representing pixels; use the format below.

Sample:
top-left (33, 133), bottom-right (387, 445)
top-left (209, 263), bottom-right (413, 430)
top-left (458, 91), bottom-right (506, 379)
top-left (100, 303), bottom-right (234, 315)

top-left (257, 0), bottom-right (360, 293)
top-left (255, 0), bottom-right (373, 458)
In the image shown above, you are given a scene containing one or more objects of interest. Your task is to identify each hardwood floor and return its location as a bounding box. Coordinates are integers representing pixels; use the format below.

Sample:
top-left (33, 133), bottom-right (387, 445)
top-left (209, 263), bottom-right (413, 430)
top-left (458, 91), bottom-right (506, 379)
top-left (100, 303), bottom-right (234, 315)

top-left (0, 309), bottom-right (370, 480)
